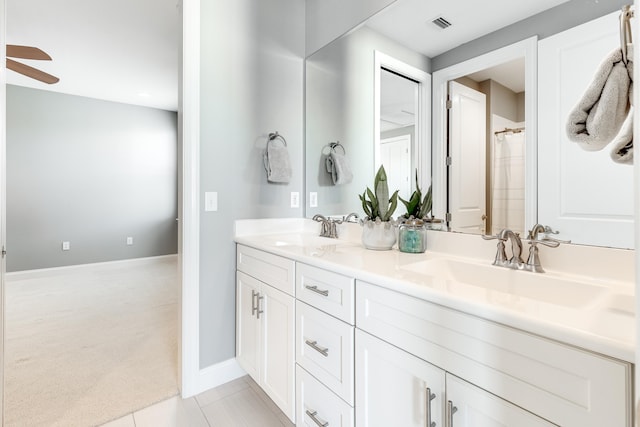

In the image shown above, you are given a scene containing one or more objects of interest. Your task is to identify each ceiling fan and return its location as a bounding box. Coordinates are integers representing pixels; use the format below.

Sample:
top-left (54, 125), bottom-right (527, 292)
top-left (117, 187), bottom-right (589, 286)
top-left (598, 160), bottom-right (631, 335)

top-left (6, 44), bottom-right (59, 84)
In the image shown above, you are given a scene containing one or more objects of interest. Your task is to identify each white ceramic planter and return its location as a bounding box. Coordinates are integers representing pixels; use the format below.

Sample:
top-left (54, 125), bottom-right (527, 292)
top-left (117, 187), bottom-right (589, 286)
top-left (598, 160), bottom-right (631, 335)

top-left (361, 219), bottom-right (396, 250)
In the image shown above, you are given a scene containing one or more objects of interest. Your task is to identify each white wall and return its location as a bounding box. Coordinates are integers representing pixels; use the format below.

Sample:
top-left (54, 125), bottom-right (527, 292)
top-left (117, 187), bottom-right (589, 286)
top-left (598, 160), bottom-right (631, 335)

top-left (6, 85), bottom-right (178, 272)
top-left (305, 0), bottom-right (397, 56)
top-left (198, 0), bottom-right (305, 368)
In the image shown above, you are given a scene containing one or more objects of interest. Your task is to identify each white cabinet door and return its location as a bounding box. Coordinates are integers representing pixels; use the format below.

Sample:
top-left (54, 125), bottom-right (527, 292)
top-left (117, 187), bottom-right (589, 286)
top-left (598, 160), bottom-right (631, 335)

top-left (236, 270), bottom-right (295, 422)
top-left (261, 283), bottom-right (296, 421)
top-left (236, 271), bottom-right (260, 382)
top-left (355, 329), bottom-right (445, 427)
top-left (446, 374), bottom-right (555, 427)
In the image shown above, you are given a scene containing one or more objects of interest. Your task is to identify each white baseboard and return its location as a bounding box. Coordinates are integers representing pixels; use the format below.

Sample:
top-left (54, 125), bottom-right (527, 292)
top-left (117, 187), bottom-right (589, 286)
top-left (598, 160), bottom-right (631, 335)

top-left (182, 358), bottom-right (247, 398)
top-left (6, 254), bottom-right (178, 281)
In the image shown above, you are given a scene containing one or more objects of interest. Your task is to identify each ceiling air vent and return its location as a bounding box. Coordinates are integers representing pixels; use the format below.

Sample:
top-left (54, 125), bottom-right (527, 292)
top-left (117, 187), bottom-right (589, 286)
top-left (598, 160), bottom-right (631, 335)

top-left (432, 16), bottom-right (452, 30)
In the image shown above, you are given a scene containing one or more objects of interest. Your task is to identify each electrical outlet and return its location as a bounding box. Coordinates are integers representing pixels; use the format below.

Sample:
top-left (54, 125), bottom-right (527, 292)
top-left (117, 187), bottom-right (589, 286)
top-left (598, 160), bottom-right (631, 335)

top-left (290, 192), bottom-right (300, 208)
top-left (310, 192), bottom-right (318, 208)
top-left (126, 237), bottom-right (134, 246)
top-left (62, 241), bottom-right (70, 251)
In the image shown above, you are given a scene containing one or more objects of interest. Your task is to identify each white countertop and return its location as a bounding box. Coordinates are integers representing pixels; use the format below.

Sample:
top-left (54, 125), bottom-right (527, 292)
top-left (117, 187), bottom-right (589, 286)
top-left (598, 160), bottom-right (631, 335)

top-left (234, 219), bottom-right (635, 363)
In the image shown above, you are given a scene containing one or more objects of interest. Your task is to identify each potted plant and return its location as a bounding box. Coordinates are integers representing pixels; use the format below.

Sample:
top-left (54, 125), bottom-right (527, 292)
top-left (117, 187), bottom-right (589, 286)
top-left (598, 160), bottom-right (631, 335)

top-left (399, 171), bottom-right (432, 220)
top-left (358, 165), bottom-right (399, 250)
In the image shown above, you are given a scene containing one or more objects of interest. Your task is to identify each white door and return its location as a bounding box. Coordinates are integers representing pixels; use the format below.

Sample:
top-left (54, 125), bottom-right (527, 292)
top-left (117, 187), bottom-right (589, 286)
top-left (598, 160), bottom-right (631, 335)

top-left (235, 272), bottom-right (260, 382)
top-left (538, 11), bottom-right (634, 248)
top-left (355, 329), bottom-right (445, 427)
top-left (448, 81), bottom-right (487, 234)
top-left (446, 374), bottom-right (554, 427)
top-left (261, 283), bottom-right (295, 421)
top-left (380, 135), bottom-right (412, 202)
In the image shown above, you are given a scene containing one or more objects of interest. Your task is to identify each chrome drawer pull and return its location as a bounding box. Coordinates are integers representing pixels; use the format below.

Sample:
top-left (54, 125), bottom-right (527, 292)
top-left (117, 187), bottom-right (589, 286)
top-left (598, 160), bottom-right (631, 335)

top-left (305, 339), bottom-right (329, 357)
top-left (305, 284), bottom-right (329, 296)
top-left (306, 409), bottom-right (329, 427)
top-left (426, 387), bottom-right (436, 427)
top-left (251, 290), bottom-right (258, 316)
top-left (447, 401), bottom-right (458, 427)
top-left (256, 294), bottom-right (264, 319)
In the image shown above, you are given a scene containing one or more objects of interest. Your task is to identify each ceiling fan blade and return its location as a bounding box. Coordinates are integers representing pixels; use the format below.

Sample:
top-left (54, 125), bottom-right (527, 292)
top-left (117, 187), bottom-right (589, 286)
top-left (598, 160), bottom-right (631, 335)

top-left (6, 45), bottom-right (52, 61)
top-left (6, 58), bottom-right (59, 84)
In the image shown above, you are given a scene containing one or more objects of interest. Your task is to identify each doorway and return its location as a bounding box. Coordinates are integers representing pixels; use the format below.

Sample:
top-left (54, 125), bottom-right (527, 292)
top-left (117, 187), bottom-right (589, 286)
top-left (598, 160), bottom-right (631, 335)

top-left (0, 0), bottom-right (192, 424)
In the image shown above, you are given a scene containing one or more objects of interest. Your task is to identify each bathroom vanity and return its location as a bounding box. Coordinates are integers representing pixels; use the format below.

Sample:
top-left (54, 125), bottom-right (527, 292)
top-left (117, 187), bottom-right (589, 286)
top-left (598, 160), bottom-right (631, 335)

top-left (235, 219), bottom-right (634, 427)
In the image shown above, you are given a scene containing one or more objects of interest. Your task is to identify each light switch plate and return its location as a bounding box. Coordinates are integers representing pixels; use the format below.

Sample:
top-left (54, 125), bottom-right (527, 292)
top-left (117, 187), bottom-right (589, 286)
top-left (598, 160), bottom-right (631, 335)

top-left (62, 241), bottom-right (70, 251)
top-left (205, 192), bottom-right (218, 212)
top-left (290, 192), bottom-right (300, 208)
top-left (310, 192), bottom-right (318, 207)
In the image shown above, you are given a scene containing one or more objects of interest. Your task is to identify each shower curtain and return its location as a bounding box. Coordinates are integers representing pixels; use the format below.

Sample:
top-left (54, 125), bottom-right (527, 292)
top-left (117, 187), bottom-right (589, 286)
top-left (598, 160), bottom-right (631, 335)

top-left (491, 131), bottom-right (525, 234)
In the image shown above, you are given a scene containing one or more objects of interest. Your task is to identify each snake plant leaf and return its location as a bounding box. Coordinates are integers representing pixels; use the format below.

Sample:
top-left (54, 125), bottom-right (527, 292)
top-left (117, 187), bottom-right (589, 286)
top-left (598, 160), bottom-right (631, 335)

top-left (375, 168), bottom-right (390, 219)
top-left (418, 184), bottom-right (433, 218)
top-left (366, 187), bottom-right (378, 218)
top-left (383, 190), bottom-right (399, 221)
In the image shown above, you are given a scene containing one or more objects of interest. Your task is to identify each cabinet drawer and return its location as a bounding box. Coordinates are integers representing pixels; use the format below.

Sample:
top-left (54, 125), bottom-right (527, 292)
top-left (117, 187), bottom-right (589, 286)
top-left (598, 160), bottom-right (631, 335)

top-left (296, 365), bottom-right (354, 427)
top-left (296, 301), bottom-right (354, 404)
top-left (296, 263), bottom-right (354, 324)
top-left (237, 244), bottom-right (295, 296)
top-left (356, 281), bottom-right (632, 427)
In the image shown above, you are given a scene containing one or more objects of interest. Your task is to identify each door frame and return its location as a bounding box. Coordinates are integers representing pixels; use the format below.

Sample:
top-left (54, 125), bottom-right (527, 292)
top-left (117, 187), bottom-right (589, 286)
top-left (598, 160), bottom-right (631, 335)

top-left (180, 0), bottom-right (201, 398)
top-left (431, 36), bottom-right (538, 230)
top-left (0, 0), bottom-right (6, 423)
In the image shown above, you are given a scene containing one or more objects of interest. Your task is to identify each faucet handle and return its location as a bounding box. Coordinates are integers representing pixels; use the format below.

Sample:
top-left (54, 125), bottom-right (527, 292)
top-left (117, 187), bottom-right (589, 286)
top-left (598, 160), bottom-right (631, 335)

top-left (538, 236), bottom-right (571, 247)
top-left (482, 233), bottom-right (504, 241)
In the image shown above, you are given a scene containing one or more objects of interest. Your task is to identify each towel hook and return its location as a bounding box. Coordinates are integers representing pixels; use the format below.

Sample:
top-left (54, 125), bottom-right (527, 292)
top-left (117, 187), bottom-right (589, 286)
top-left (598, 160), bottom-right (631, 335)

top-left (328, 141), bottom-right (346, 155)
top-left (620, 4), bottom-right (634, 65)
top-left (267, 131), bottom-right (287, 147)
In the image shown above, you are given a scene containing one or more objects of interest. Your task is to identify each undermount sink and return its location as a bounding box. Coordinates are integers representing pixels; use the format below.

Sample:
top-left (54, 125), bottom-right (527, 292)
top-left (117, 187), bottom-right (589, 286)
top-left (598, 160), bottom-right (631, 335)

top-left (401, 258), bottom-right (609, 309)
top-left (257, 233), bottom-right (355, 248)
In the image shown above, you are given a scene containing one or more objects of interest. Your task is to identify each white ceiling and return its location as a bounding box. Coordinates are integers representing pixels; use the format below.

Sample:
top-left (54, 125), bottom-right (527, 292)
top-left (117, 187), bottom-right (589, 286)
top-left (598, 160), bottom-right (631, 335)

top-left (5, 0), bottom-right (567, 113)
top-left (366, 0), bottom-right (570, 58)
top-left (6, 0), bottom-right (180, 111)
top-left (466, 57), bottom-right (526, 93)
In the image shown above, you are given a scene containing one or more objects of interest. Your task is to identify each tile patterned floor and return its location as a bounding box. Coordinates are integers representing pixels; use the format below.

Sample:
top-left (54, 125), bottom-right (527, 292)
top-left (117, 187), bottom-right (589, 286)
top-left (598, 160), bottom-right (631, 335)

top-left (100, 375), bottom-right (295, 427)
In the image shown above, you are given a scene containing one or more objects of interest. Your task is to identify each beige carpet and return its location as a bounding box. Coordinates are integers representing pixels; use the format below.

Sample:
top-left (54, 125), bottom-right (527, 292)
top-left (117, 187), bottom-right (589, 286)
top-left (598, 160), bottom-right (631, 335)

top-left (4, 256), bottom-right (179, 427)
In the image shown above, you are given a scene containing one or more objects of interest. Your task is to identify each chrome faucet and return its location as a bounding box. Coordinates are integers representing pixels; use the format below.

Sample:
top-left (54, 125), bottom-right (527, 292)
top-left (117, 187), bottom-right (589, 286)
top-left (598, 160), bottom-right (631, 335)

top-left (343, 212), bottom-right (360, 223)
top-left (312, 214), bottom-right (341, 238)
top-left (523, 223), bottom-right (570, 273)
top-left (483, 228), bottom-right (525, 269)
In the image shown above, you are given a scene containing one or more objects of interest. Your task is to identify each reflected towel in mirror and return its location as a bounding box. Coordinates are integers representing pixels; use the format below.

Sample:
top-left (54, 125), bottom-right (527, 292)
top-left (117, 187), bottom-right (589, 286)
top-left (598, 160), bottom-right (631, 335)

top-left (325, 150), bottom-right (353, 185)
top-left (566, 48), bottom-right (631, 151)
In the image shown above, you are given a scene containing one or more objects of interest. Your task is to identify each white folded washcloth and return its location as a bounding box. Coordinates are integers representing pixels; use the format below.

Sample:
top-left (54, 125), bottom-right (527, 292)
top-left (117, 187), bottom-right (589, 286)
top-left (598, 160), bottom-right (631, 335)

top-left (263, 143), bottom-right (292, 183)
top-left (566, 48), bottom-right (631, 151)
top-left (325, 150), bottom-right (353, 185)
top-left (611, 45), bottom-right (634, 164)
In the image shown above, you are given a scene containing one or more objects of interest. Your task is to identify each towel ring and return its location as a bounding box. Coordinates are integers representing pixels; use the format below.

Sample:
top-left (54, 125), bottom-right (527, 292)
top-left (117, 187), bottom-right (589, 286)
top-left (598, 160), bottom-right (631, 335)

top-left (267, 131), bottom-right (287, 147)
top-left (329, 141), bottom-right (346, 155)
top-left (620, 4), bottom-right (634, 65)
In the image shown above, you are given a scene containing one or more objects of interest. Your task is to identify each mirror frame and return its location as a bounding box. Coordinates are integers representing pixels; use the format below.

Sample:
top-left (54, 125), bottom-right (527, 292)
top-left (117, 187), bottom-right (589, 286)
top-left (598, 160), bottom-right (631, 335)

top-left (374, 50), bottom-right (432, 190)
top-left (431, 36), bottom-right (538, 232)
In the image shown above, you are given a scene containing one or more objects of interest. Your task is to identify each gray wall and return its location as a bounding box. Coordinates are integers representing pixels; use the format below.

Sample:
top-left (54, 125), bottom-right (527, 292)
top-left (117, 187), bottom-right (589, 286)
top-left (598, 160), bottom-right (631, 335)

top-left (305, 0), bottom-right (397, 56)
top-left (6, 85), bottom-right (178, 272)
top-left (432, 0), bottom-right (629, 71)
top-left (199, 0), bottom-right (305, 368)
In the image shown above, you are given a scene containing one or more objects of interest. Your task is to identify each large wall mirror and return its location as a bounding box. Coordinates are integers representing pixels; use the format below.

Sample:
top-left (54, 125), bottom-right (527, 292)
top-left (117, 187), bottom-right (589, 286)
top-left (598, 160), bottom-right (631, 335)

top-left (304, 0), bottom-right (633, 249)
